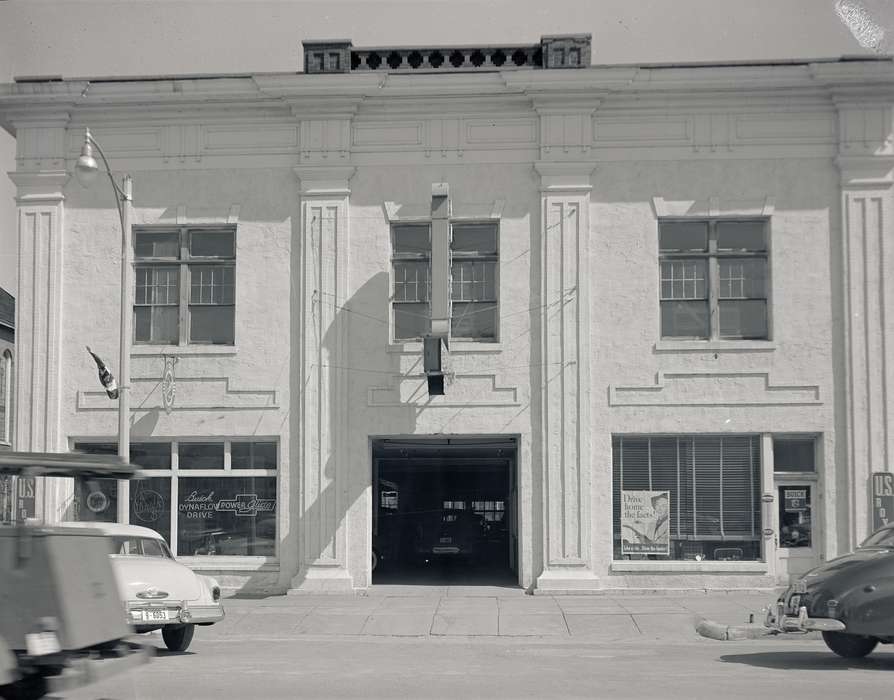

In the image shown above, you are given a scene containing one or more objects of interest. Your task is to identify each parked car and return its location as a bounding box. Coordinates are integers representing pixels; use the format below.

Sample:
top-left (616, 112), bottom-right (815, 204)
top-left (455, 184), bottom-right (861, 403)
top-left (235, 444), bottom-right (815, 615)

top-left (64, 522), bottom-right (225, 652)
top-left (412, 509), bottom-right (490, 564)
top-left (763, 523), bottom-right (894, 657)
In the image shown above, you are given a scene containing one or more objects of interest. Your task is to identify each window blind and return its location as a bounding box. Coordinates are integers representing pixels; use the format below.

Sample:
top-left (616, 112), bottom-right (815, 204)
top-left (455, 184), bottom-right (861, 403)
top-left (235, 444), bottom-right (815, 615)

top-left (612, 435), bottom-right (761, 542)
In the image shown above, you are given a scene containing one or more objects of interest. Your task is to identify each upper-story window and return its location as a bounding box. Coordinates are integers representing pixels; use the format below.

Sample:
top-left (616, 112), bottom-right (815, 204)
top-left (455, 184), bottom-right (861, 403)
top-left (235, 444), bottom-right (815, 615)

top-left (133, 226), bottom-right (236, 345)
top-left (659, 220), bottom-right (768, 340)
top-left (391, 222), bottom-right (498, 342)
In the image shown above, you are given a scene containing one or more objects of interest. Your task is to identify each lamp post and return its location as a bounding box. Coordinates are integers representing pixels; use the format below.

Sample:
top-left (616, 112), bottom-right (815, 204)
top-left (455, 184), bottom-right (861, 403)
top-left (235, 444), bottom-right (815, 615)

top-left (75, 128), bottom-right (132, 522)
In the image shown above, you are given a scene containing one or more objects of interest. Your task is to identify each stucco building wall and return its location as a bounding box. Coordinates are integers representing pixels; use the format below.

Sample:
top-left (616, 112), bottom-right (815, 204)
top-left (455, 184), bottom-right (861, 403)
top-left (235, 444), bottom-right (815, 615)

top-left (1, 50), bottom-right (892, 593)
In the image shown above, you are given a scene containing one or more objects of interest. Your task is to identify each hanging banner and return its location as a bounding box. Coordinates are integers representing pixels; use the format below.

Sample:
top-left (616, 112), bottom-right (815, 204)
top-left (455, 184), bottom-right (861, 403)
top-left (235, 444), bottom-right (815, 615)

top-left (872, 472), bottom-right (894, 531)
top-left (621, 490), bottom-right (670, 555)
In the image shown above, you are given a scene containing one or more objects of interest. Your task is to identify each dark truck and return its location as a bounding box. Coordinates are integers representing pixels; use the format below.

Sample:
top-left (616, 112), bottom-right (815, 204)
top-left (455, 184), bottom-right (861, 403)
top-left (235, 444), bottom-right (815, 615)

top-left (697, 523), bottom-right (894, 658)
top-left (0, 452), bottom-right (152, 699)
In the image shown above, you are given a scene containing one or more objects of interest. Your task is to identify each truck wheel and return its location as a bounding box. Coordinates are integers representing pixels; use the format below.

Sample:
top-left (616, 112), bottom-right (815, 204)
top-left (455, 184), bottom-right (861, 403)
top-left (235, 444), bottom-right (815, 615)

top-left (161, 624), bottom-right (195, 652)
top-left (821, 631), bottom-right (878, 658)
top-left (0, 675), bottom-right (48, 700)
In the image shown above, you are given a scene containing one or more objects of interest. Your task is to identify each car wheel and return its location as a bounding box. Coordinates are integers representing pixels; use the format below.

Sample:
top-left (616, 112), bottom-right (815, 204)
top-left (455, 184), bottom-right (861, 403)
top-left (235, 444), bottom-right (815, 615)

top-left (821, 631), bottom-right (878, 658)
top-left (161, 624), bottom-right (195, 652)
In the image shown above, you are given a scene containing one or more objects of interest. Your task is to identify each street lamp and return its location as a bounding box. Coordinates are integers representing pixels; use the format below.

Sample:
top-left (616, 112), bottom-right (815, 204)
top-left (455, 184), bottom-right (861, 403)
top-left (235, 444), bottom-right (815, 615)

top-left (76, 128), bottom-right (133, 523)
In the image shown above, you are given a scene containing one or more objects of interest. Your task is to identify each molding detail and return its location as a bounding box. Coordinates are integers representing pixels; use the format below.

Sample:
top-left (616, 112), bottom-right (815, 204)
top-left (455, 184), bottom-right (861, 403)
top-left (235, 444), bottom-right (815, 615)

top-left (383, 199), bottom-right (506, 222)
top-left (608, 371), bottom-right (821, 407)
top-left (76, 377), bottom-right (278, 412)
top-left (534, 161), bottom-right (594, 192)
top-left (8, 171), bottom-right (69, 203)
top-left (293, 165), bottom-right (356, 195)
top-left (367, 373), bottom-right (519, 407)
top-left (836, 155), bottom-right (894, 188)
top-left (650, 195), bottom-right (774, 219)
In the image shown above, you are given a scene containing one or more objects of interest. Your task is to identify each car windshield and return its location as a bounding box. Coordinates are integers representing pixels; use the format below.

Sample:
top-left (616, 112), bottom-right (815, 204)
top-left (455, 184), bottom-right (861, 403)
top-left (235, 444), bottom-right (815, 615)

top-left (860, 528), bottom-right (894, 548)
top-left (109, 535), bottom-right (174, 559)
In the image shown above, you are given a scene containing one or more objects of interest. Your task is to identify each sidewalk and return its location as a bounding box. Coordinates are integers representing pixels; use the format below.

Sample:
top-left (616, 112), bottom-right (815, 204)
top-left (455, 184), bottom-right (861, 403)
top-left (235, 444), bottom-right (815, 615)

top-left (208, 587), bottom-right (795, 642)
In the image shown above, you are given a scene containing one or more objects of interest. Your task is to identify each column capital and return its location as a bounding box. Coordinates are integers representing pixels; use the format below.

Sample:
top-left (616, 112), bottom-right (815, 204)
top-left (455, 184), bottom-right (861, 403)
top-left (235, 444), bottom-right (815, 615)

top-left (534, 161), bottom-right (594, 192)
top-left (8, 171), bottom-right (70, 203)
top-left (836, 155), bottom-right (894, 189)
top-left (293, 165), bottom-right (355, 196)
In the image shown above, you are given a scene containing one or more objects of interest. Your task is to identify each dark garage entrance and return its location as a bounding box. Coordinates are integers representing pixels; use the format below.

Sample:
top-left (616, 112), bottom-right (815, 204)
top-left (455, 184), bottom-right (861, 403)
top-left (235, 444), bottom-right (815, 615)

top-left (371, 437), bottom-right (518, 585)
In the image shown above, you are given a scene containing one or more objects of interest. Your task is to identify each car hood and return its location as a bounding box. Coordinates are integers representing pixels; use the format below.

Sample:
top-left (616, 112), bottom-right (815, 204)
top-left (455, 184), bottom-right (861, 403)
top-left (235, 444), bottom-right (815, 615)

top-left (802, 547), bottom-right (894, 589)
top-left (110, 556), bottom-right (203, 602)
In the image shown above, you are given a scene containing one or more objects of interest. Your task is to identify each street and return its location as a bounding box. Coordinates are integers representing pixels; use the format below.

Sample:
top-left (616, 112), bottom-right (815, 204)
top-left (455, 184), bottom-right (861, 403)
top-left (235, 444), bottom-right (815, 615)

top-left (61, 633), bottom-right (894, 700)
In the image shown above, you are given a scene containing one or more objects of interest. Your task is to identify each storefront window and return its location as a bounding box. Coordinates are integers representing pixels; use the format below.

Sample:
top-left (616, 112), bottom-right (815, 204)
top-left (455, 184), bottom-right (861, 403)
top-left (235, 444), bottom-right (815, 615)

top-left (612, 435), bottom-right (762, 561)
top-left (130, 476), bottom-right (172, 544)
top-left (70, 442), bottom-right (116, 523)
top-left (73, 476), bottom-right (118, 522)
top-left (177, 476), bottom-right (276, 556)
top-left (72, 439), bottom-right (277, 557)
top-left (179, 442), bottom-right (224, 469)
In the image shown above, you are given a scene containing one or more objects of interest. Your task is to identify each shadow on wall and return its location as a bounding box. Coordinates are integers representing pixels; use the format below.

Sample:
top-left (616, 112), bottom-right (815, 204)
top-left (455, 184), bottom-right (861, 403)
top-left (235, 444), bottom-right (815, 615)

top-left (288, 267), bottom-right (420, 591)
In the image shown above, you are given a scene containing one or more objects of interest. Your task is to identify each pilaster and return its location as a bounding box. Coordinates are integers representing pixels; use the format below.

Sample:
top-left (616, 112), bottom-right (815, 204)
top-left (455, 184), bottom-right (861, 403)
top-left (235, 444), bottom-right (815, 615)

top-left (534, 161), bottom-right (599, 592)
top-left (290, 165), bottom-right (355, 592)
top-left (9, 171), bottom-right (69, 524)
top-left (836, 152), bottom-right (894, 548)
top-left (832, 87), bottom-right (894, 547)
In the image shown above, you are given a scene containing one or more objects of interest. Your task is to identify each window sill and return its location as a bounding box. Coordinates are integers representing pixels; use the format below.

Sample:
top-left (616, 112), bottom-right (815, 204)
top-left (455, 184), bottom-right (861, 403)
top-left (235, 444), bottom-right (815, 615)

top-left (387, 341), bottom-right (503, 355)
top-left (132, 345), bottom-right (238, 357)
top-left (178, 556), bottom-right (278, 572)
top-left (653, 340), bottom-right (776, 353)
top-left (611, 560), bottom-right (768, 574)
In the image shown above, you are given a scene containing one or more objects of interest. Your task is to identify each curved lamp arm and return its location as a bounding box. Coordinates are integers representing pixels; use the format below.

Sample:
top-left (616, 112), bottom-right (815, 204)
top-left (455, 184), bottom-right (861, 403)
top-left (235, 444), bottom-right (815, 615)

top-left (79, 128), bottom-right (131, 233)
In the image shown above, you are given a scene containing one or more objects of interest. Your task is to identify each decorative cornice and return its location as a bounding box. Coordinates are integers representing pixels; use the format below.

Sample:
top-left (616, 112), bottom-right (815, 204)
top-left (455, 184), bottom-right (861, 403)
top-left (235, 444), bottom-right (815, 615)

top-left (8, 171), bottom-right (70, 202)
top-left (293, 165), bottom-right (356, 196)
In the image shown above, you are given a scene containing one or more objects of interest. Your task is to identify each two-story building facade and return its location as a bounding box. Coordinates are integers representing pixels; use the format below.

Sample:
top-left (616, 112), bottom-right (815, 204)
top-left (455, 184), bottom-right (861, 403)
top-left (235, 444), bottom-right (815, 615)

top-left (1, 35), bottom-right (893, 593)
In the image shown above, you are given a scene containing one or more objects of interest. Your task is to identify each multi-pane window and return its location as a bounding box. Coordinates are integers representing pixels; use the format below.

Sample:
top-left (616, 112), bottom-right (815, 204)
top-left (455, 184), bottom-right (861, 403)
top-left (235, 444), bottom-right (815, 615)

top-left (612, 435), bottom-right (762, 561)
top-left (391, 222), bottom-right (499, 341)
top-left (71, 439), bottom-right (277, 557)
top-left (659, 220), bottom-right (768, 340)
top-left (134, 227), bottom-right (236, 345)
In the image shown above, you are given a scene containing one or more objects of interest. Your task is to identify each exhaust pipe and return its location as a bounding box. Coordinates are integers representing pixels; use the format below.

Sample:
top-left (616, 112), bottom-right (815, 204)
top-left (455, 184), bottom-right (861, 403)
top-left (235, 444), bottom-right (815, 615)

top-left (695, 616), bottom-right (776, 641)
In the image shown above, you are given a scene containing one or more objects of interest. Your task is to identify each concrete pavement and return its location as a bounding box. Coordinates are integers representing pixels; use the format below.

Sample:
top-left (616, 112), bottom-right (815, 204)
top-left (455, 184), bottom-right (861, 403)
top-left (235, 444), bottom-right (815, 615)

top-left (209, 587), bottom-right (791, 642)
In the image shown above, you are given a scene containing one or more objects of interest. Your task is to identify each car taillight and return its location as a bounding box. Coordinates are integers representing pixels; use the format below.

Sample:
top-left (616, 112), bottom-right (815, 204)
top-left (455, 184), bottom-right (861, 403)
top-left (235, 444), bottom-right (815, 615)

top-left (212, 586), bottom-right (221, 602)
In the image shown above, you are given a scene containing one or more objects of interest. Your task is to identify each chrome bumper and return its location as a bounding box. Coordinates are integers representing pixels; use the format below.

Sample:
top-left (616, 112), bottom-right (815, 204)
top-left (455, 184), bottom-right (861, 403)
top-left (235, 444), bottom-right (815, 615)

top-left (127, 601), bottom-right (224, 626)
top-left (765, 595), bottom-right (846, 634)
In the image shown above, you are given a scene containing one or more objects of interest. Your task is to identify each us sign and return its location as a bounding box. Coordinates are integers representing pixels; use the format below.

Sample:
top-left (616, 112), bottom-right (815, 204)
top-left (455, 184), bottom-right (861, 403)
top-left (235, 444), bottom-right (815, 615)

top-left (872, 472), bottom-right (894, 531)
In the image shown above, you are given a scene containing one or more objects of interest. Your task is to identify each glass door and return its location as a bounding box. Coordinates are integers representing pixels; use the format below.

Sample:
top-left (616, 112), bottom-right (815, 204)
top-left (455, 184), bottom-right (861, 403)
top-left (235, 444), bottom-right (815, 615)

top-left (775, 482), bottom-right (819, 581)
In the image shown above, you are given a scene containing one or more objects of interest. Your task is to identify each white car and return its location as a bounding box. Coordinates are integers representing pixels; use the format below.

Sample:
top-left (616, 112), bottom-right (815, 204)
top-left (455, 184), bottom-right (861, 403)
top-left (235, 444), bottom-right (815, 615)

top-left (63, 522), bottom-right (225, 651)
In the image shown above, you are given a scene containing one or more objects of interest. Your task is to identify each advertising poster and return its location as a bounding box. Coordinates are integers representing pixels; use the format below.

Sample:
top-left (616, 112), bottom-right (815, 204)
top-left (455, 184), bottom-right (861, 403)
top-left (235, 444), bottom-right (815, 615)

top-left (872, 472), bottom-right (894, 531)
top-left (621, 490), bottom-right (670, 555)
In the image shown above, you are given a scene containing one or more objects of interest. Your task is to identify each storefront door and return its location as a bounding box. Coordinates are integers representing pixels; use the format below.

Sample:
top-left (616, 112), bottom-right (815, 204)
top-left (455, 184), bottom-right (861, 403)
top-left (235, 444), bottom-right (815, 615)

top-left (775, 480), bottom-right (820, 582)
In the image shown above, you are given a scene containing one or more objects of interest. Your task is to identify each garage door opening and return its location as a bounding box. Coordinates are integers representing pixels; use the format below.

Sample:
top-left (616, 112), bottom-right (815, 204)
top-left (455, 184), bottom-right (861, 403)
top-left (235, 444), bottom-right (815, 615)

top-left (371, 437), bottom-right (518, 586)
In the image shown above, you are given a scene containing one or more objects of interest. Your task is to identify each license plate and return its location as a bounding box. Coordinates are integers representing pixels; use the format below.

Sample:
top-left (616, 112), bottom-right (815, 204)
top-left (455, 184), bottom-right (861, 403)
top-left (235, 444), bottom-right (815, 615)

top-left (433, 546), bottom-right (459, 554)
top-left (142, 609), bottom-right (169, 622)
top-left (25, 632), bottom-right (61, 657)
top-left (439, 537), bottom-right (452, 544)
